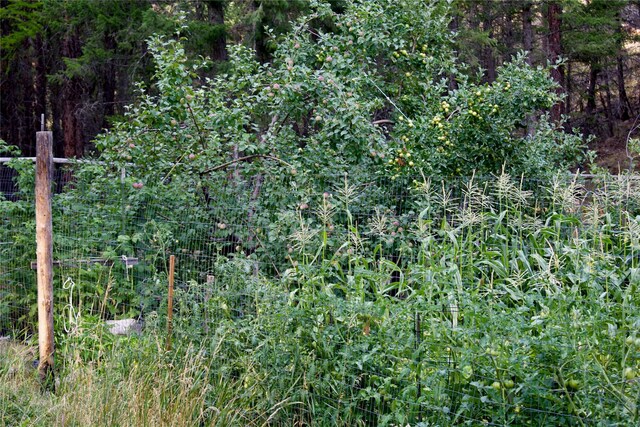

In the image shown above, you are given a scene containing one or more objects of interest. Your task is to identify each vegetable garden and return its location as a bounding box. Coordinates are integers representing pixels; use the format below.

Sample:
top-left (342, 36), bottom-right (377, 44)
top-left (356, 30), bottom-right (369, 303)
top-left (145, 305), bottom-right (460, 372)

top-left (2, 163), bottom-right (640, 425)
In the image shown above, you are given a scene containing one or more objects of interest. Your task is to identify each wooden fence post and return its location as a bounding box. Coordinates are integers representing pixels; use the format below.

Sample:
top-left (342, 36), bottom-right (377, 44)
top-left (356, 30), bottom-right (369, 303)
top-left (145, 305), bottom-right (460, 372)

top-left (35, 130), bottom-right (54, 385)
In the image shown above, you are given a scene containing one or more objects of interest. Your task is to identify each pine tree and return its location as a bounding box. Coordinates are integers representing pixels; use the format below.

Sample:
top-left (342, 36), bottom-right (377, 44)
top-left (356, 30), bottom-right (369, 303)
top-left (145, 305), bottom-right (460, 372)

top-left (562, 0), bottom-right (627, 131)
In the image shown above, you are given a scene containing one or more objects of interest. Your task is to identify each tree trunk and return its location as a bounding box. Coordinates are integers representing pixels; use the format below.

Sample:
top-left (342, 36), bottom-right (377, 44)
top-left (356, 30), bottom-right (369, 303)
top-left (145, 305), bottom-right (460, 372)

top-left (60, 28), bottom-right (85, 158)
top-left (600, 93), bottom-right (612, 137)
top-left (616, 55), bottom-right (632, 120)
top-left (50, 83), bottom-right (64, 158)
top-left (102, 32), bottom-right (116, 127)
top-left (252, 1), bottom-right (269, 62)
top-left (565, 61), bottom-right (572, 115)
top-left (61, 86), bottom-right (84, 158)
top-left (522, 1), bottom-right (533, 65)
top-left (547, 0), bottom-right (564, 122)
top-left (502, 3), bottom-right (514, 61)
top-left (22, 51), bottom-right (36, 155)
top-left (474, 2), bottom-right (496, 83)
top-left (0, 39), bottom-right (38, 155)
top-left (483, 38), bottom-right (496, 83)
top-left (523, 1), bottom-right (536, 135)
top-left (586, 63), bottom-right (599, 116)
top-left (615, 7), bottom-right (632, 120)
top-left (35, 35), bottom-right (48, 135)
top-left (206, 0), bottom-right (228, 62)
top-left (195, 0), bottom-right (205, 19)
top-left (603, 70), bottom-right (614, 137)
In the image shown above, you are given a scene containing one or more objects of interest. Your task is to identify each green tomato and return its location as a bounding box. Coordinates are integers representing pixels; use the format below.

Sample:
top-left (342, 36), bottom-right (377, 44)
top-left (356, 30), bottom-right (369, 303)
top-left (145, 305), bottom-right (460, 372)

top-left (462, 365), bottom-right (473, 379)
top-left (503, 379), bottom-right (515, 389)
top-left (491, 381), bottom-right (501, 390)
top-left (566, 379), bottom-right (580, 391)
top-left (624, 367), bottom-right (636, 380)
top-left (486, 348), bottom-right (500, 357)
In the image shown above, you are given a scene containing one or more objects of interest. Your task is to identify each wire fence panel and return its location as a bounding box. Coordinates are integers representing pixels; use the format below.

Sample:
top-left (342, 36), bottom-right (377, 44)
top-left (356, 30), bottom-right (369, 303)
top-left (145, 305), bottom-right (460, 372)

top-left (2, 160), bottom-right (640, 425)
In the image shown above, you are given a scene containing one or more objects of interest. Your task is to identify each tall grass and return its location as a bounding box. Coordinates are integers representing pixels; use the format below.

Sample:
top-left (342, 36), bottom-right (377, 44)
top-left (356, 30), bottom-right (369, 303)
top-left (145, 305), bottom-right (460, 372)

top-left (0, 336), bottom-right (294, 426)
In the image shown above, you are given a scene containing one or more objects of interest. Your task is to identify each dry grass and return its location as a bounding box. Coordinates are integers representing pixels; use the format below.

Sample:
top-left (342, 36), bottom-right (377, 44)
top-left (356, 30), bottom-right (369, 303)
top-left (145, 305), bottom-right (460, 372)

top-left (0, 340), bottom-right (49, 426)
top-left (0, 336), bottom-right (265, 427)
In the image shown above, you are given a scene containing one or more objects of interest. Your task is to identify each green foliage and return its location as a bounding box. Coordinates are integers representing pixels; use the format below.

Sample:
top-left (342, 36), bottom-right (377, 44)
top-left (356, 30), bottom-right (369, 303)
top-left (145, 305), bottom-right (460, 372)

top-left (0, 159), bottom-right (36, 333)
top-left (2, 1), bottom-right (618, 424)
top-left (227, 0), bottom-right (312, 58)
top-left (0, 0), bottom-right (43, 62)
top-left (43, 0), bottom-right (173, 83)
top-left (4, 172), bottom-right (640, 425)
top-left (159, 172), bottom-right (640, 425)
top-left (563, 0), bottom-right (627, 65)
top-left (0, 138), bottom-right (20, 156)
top-left (3, 0), bottom-right (591, 340)
top-left (95, 0), bottom-right (584, 191)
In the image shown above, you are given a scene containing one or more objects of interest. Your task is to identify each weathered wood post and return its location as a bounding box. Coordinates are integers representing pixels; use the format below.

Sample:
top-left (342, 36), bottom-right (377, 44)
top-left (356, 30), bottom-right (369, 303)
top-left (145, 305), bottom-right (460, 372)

top-left (35, 130), bottom-right (54, 384)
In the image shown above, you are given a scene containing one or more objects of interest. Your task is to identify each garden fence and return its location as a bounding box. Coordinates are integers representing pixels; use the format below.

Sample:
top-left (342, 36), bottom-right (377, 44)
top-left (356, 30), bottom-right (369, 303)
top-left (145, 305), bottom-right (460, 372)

top-left (2, 158), bottom-right (640, 425)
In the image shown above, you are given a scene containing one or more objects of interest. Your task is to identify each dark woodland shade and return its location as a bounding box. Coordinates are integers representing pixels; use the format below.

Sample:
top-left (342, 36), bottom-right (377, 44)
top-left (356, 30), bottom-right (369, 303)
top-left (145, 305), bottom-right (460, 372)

top-left (1, 0), bottom-right (638, 157)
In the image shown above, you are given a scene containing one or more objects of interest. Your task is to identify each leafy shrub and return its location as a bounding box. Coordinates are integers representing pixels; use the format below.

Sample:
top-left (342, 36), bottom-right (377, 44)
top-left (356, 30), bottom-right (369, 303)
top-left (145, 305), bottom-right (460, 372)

top-left (95, 0), bottom-right (585, 201)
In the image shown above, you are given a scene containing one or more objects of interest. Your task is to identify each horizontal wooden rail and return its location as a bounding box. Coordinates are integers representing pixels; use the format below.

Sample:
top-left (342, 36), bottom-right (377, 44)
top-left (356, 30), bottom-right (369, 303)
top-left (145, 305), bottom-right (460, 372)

top-left (0, 157), bottom-right (106, 164)
top-left (30, 257), bottom-right (139, 270)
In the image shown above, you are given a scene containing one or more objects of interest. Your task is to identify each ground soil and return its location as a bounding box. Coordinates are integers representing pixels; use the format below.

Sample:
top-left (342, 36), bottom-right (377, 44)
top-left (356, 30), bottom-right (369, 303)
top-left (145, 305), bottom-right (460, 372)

top-left (586, 117), bottom-right (640, 173)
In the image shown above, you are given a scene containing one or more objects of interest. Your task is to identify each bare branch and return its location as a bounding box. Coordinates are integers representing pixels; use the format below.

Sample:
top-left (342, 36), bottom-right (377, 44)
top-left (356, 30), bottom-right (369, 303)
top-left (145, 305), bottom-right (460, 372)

top-left (202, 154), bottom-right (293, 174)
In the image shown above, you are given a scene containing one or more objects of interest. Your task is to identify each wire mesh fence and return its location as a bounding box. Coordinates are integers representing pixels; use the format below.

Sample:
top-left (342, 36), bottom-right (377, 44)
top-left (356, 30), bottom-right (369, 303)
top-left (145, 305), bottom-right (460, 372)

top-left (0, 164), bottom-right (18, 200)
top-left (2, 159), bottom-right (640, 425)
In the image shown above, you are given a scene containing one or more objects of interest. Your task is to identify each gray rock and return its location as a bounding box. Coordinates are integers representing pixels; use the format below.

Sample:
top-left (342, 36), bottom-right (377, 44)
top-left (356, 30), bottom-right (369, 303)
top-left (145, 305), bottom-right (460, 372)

top-left (106, 319), bottom-right (143, 335)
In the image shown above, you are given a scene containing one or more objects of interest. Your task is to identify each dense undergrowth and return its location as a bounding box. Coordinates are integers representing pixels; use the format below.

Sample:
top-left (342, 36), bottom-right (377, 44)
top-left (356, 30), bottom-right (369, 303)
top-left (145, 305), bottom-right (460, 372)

top-left (1, 1), bottom-right (638, 425)
top-left (2, 172), bottom-right (640, 426)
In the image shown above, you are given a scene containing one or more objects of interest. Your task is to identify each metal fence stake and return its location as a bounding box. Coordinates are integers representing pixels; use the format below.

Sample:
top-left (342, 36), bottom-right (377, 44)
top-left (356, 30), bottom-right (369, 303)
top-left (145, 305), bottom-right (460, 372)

top-left (166, 255), bottom-right (176, 350)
